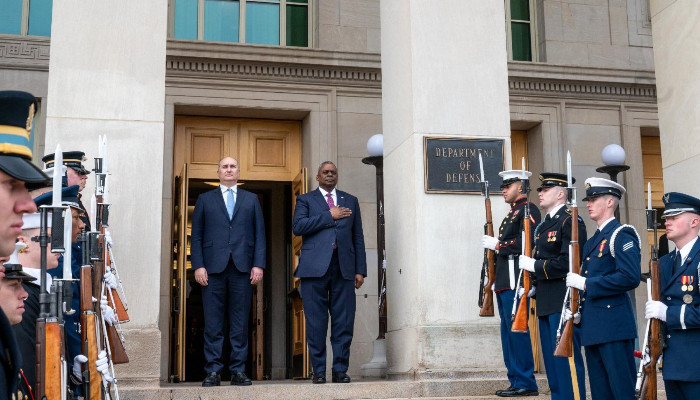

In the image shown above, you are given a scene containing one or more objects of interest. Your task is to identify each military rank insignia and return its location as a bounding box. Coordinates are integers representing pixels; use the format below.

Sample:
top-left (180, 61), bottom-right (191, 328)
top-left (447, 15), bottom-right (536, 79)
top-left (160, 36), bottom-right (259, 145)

top-left (547, 231), bottom-right (558, 242)
top-left (598, 239), bottom-right (607, 257)
top-left (681, 275), bottom-right (694, 292)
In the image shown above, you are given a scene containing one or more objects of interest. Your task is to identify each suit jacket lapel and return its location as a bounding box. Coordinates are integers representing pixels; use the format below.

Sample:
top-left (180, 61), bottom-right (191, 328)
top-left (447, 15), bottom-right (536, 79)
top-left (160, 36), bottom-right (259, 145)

top-left (337, 190), bottom-right (346, 208)
top-left (313, 188), bottom-right (331, 210)
top-left (583, 220), bottom-right (617, 258)
top-left (231, 189), bottom-right (242, 221)
top-left (215, 188), bottom-right (230, 219)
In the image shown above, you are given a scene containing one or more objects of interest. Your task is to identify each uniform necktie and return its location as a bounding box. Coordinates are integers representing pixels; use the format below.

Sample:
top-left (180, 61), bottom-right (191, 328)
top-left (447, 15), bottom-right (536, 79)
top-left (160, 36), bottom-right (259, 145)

top-left (227, 188), bottom-right (235, 219)
top-left (545, 214), bottom-right (551, 222)
top-left (673, 250), bottom-right (682, 274)
top-left (326, 193), bottom-right (337, 249)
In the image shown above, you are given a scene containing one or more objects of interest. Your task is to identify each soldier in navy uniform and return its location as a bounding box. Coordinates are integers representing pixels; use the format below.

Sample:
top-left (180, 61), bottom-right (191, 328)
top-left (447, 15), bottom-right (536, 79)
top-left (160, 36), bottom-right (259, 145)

top-left (565, 177), bottom-right (641, 400)
top-left (518, 173), bottom-right (587, 400)
top-left (645, 192), bottom-right (700, 400)
top-left (0, 247), bottom-right (39, 400)
top-left (0, 90), bottom-right (49, 400)
top-left (482, 169), bottom-right (541, 397)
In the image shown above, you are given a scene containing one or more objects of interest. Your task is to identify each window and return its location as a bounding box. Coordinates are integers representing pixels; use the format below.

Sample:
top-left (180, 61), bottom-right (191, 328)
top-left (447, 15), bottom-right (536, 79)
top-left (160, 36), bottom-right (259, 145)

top-left (170, 0), bottom-right (310, 47)
top-left (505, 0), bottom-right (536, 62)
top-left (0, 0), bottom-right (53, 36)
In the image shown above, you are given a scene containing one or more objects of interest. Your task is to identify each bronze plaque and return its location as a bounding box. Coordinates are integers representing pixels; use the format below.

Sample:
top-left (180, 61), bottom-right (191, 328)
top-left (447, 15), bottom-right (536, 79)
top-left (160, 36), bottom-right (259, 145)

top-left (424, 137), bottom-right (504, 194)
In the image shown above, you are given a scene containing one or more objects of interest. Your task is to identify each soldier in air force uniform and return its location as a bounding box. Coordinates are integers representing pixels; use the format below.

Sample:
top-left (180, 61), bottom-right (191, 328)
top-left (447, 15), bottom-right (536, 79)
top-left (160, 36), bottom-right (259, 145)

top-left (518, 173), bottom-right (586, 400)
top-left (645, 192), bottom-right (700, 400)
top-left (482, 170), bottom-right (541, 397)
top-left (565, 177), bottom-right (640, 400)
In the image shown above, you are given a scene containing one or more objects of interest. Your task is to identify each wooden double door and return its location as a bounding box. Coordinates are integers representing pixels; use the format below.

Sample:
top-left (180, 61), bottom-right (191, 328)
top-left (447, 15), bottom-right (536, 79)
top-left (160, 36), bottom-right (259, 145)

top-left (170, 117), bottom-right (309, 382)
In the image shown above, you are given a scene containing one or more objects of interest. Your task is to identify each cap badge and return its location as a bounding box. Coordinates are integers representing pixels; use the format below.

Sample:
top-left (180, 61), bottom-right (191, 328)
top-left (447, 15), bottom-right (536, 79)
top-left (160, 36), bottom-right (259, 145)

top-left (663, 193), bottom-right (670, 203)
top-left (585, 183), bottom-right (591, 190)
top-left (26, 103), bottom-right (35, 131)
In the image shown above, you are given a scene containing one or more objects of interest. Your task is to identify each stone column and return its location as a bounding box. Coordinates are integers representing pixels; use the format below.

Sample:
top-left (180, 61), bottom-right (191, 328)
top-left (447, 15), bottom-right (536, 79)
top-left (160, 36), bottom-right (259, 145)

top-left (381, 0), bottom-right (512, 377)
top-left (44, 0), bottom-right (168, 383)
top-left (650, 1), bottom-right (700, 192)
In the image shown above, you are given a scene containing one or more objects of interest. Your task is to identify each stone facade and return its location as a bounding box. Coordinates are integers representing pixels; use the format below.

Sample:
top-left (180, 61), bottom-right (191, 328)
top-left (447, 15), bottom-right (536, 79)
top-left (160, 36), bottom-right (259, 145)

top-left (0, 0), bottom-right (662, 384)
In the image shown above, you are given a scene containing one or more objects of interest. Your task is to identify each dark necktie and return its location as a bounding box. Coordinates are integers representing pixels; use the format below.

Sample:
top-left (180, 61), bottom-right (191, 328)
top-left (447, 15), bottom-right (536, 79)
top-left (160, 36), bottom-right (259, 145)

top-left (673, 251), bottom-right (682, 274)
top-left (545, 214), bottom-right (551, 222)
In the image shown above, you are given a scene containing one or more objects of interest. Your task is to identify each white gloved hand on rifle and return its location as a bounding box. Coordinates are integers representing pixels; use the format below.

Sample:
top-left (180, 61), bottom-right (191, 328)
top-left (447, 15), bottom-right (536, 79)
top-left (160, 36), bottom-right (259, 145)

top-left (518, 255), bottom-right (536, 273)
top-left (645, 300), bottom-right (668, 322)
top-left (564, 308), bottom-right (581, 324)
top-left (482, 235), bottom-right (499, 251)
top-left (72, 354), bottom-right (88, 381)
top-left (103, 270), bottom-right (118, 290)
top-left (528, 286), bottom-right (536, 298)
top-left (95, 350), bottom-right (114, 385)
top-left (566, 272), bottom-right (586, 291)
top-left (100, 295), bottom-right (118, 326)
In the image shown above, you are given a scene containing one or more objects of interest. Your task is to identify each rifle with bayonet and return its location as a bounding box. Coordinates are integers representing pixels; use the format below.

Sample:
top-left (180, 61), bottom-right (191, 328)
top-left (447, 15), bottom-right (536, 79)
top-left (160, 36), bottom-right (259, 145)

top-left (35, 146), bottom-right (70, 400)
top-left (554, 151), bottom-right (581, 357)
top-left (478, 153), bottom-right (496, 317)
top-left (636, 183), bottom-right (662, 400)
top-left (80, 230), bottom-right (103, 399)
top-left (512, 159), bottom-right (533, 333)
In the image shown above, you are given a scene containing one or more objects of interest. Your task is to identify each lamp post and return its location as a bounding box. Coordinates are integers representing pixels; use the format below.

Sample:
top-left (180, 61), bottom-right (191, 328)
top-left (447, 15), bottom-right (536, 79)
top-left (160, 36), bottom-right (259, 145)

top-left (596, 144), bottom-right (630, 221)
top-left (360, 134), bottom-right (388, 378)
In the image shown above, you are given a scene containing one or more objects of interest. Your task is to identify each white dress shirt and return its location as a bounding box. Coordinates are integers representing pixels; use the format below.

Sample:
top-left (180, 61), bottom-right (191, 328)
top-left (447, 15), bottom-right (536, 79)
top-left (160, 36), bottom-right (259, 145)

top-left (318, 187), bottom-right (338, 207)
top-left (220, 184), bottom-right (238, 209)
top-left (22, 267), bottom-right (52, 292)
top-left (548, 203), bottom-right (566, 219)
top-left (597, 217), bottom-right (616, 232)
top-left (678, 236), bottom-right (698, 264)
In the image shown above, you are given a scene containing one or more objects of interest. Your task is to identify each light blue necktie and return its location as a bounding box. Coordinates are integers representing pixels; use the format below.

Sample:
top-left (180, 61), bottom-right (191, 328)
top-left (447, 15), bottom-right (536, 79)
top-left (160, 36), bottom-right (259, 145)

top-left (226, 188), bottom-right (235, 219)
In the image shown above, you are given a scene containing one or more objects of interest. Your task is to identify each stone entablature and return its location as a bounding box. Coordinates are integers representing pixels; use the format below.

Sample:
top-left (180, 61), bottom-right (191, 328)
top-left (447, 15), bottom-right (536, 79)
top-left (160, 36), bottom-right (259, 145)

top-left (0, 35), bottom-right (50, 71)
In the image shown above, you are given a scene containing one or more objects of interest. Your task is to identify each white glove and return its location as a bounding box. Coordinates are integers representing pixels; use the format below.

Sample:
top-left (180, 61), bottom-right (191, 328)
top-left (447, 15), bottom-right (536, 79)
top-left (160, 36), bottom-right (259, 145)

top-left (95, 350), bottom-right (113, 385)
top-left (518, 255), bottom-right (536, 273)
top-left (491, 283), bottom-right (495, 291)
top-left (564, 308), bottom-right (581, 324)
top-left (72, 354), bottom-right (88, 380)
top-left (517, 287), bottom-right (525, 297)
top-left (104, 231), bottom-right (113, 247)
top-left (528, 286), bottom-right (536, 298)
top-left (103, 270), bottom-right (118, 290)
top-left (645, 300), bottom-right (668, 322)
top-left (482, 235), bottom-right (499, 250)
top-left (100, 295), bottom-right (117, 326)
top-left (566, 272), bottom-right (586, 291)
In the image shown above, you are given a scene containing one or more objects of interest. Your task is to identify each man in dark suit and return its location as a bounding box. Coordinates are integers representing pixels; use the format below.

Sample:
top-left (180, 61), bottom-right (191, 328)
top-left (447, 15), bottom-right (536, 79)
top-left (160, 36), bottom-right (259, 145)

top-left (292, 161), bottom-right (366, 384)
top-left (519, 173), bottom-right (587, 400)
top-left (190, 156), bottom-right (266, 387)
top-left (0, 90), bottom-right (49, 399)
top-left (566, 177), bottom-right (641, 400)
top-left (645, 192), bottom-right (700, 399)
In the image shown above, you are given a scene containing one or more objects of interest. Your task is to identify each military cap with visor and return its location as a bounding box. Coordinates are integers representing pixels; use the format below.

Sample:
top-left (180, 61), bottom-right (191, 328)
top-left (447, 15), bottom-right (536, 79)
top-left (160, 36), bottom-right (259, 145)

top-left (42, 151), bottom-right (90, 175)
top-left (582, 177), bottom-right (626, 201)
top-left (661, 192), bottom-right (700, 218)
top-left (0, 90), bottom-right (50, 184)
top-left (537, 172), bottom-right (574, 192)
top-left (2, 242), bottom-right (36, 282)
top-left (498, 169), bottom-right (532, 189)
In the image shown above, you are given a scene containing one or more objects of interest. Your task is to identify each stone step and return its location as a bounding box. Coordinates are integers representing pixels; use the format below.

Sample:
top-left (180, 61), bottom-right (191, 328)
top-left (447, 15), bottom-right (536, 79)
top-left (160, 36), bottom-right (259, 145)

top-left (118, 376), bottom-right (551, 400)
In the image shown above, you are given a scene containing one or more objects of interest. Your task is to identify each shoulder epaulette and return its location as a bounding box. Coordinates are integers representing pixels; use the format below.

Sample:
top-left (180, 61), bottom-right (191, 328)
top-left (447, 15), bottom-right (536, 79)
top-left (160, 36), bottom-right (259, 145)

top-left (610, 224), bottom-right (641, 259)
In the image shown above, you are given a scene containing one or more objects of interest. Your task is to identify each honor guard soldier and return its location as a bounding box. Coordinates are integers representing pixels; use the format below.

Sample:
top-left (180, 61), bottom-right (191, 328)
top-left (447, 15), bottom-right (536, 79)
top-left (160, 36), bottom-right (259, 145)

top-left (482, 169), bottom-right (541, 397)
top-left (645, 192), bottom-right (700, 399)
top-left (0, 90), bottom-right (49, 400)
top-left (42, 151), bottom-right (91, 230)
top-left (565, 177), bottom-right (641, 400)
top-left (0, 247), bottom-right (38, 400)
top-left (519, 173), bottom-right (587, 400)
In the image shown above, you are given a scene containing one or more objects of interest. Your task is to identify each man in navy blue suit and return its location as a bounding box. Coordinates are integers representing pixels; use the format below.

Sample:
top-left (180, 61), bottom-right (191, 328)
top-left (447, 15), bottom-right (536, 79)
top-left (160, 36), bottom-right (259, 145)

top-left (190, 156), bottom-right (266, 387)
top-left (565, 177), bottom-right (641, 400)
top-left (645, 192), bottom-right (700, 400)
top-left (292, 161), bottom-right (366, 384)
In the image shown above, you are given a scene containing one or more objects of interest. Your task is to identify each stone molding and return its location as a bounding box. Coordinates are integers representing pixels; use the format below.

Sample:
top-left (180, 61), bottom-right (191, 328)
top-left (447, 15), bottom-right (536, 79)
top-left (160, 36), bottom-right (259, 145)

top-left (0, 35), bottom-right (50, 70)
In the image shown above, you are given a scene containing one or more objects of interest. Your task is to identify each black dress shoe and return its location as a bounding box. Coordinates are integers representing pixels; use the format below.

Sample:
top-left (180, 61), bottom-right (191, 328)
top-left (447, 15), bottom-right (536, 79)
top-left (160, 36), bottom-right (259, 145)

top-left (331, 371), bottom-right (351, 383)
top-left (230, 371), bottom-right (252, 386)
top-left (202, 372), bottom-right (221, 387)
top-left (498, 388), bottom-right (539, 397)
top-left (311, 372), bottom-right (326, 384)
top-left (495, 386), bottom-right (515, 395)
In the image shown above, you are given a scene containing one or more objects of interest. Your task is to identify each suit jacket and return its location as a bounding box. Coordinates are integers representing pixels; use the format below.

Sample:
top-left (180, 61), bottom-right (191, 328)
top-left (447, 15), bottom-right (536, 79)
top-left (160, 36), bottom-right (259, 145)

top-left (532, 206), bottom-right (587, 316)
top-left (292, 188), bottom-right (367, 280)
top-left (659, 238), bottom-right (700, 382)
top-left (13, 282), bottom-right (40, 390)
top-left (0, 308), bottom-right (21, 400)
top-left (494, 198), bottom-right (541, 291)
top-left (578, 219), bottom-right (640, 346)
top-left (191, 187), bottom-right (266, 274)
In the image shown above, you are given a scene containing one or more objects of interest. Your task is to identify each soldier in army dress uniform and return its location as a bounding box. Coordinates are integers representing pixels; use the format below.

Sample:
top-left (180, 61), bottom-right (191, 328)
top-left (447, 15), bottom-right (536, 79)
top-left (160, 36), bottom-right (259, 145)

top-left (565, 177), bottom-right (641, 400)
top-left (518, 173), bottom-right (587, 400)
top-left (645, 192), bottom-right (700, 400)
top-left (482, 169), bottom-right (541, 397)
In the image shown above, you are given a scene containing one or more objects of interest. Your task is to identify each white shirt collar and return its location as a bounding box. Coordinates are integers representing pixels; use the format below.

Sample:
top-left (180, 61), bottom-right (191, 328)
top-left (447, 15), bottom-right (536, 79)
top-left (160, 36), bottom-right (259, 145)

top-left (21, 267), bottom-right (51, 291)
top-left (597, 217), bottom-right (616, 232)
top-left (548, 203), bottom-right (565, 219)
top-left (678, 236), bottom-right (698, 263)
top-left (318, 187), bottom-right (337, 198)
top-left (220, 184), bottom-right (237, 195)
